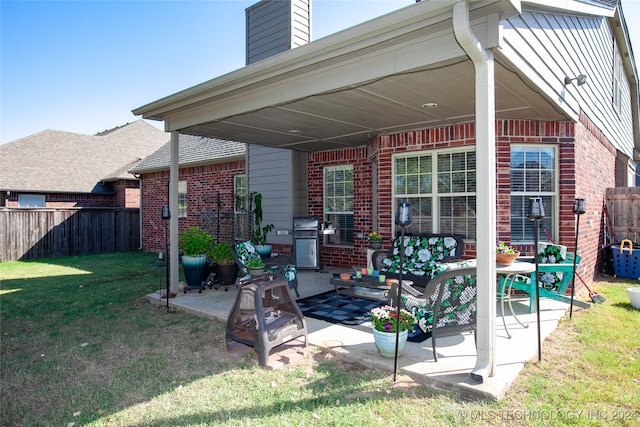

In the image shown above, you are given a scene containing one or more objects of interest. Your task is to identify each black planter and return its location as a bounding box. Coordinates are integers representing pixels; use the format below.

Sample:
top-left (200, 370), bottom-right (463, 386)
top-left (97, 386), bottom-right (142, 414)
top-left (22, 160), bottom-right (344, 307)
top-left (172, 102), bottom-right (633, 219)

top-left (215, 263), bottom-right (239, 285)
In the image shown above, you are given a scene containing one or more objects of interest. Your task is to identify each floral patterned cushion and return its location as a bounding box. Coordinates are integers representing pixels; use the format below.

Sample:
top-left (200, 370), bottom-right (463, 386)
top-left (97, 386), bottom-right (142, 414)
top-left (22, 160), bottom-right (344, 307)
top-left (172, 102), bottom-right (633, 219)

top-left (235, 241), bottom-right (261, 268)
top-left (380, 236), bottom-right (459, 277)
top-left (537, 242), bottom-right (567, 292)
top-left (429, 259), bottom-right (477, 279)
top-left (400, 271), bottom-right (477, 333)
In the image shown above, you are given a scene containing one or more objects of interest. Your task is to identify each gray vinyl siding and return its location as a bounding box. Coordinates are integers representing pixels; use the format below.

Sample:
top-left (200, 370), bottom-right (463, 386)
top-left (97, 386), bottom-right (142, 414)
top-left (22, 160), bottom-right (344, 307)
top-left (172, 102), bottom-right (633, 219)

top-left (247, 144), bottom-right (296, 244)
top-left (501, 9), bottom-right (634, 158)
top-left (246, 0), bottom-right (311, 65)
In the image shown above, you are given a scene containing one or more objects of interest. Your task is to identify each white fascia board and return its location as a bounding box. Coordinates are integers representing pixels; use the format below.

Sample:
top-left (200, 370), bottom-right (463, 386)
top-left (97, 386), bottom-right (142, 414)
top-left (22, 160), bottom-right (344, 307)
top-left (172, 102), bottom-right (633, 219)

top-left (133, 0), bottom-right (520, 127)
top-left (522, 0), bottom-right (615, 17)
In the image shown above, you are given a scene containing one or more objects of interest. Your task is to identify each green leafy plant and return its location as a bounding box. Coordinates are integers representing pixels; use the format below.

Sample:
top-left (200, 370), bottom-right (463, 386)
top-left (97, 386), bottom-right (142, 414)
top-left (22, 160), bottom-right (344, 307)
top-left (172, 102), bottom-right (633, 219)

top-left (250, 192), bottom-right (274, 246)
top-left (179, 226), bottom-right (213, 256)
top-left (370, 305), bottom-right (416, 333)
top-left (246, 258), bottom-right (265, 268)
top-left (208, 242), bottom-right (235, 265)
top-left (496, 240), bottom-right (517, 254)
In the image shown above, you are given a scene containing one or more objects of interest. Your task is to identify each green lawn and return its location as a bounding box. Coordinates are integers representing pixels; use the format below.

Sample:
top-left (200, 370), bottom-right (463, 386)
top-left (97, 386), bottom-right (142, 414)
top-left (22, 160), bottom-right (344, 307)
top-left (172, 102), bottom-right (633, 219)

top-left (1, 252), bottom-right (638, 426)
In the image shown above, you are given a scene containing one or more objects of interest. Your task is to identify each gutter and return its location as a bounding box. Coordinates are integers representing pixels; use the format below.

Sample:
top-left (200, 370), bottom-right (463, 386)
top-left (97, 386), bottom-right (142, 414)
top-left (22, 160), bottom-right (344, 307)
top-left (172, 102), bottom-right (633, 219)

top-left (452, 0), bottom-right (498, 383)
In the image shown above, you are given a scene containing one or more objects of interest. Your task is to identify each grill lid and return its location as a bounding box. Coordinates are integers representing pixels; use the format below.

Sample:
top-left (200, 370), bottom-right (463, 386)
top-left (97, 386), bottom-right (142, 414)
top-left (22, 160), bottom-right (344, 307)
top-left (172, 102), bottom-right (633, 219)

top-left (293, 216), bottom-right (319, 229)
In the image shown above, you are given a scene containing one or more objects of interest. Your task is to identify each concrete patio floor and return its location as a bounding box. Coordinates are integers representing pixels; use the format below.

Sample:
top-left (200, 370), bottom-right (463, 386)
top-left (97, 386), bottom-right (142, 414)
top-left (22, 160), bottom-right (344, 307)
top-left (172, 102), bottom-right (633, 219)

top-left (146, 267), bottom-right (581, 401)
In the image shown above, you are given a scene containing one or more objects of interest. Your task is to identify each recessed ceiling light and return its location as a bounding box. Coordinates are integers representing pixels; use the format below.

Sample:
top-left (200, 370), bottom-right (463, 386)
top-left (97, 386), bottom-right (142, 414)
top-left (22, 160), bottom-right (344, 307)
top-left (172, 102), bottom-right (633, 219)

top-left (288, 129), bottom-right (302, 134)
top-left (422, 102), bottom-right (438, 108)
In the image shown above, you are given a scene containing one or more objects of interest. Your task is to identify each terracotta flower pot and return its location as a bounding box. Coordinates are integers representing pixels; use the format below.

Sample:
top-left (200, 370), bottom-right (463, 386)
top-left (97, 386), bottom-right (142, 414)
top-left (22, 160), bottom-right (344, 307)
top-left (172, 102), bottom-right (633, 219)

top-left (496, 251), bottom-right (520, 265)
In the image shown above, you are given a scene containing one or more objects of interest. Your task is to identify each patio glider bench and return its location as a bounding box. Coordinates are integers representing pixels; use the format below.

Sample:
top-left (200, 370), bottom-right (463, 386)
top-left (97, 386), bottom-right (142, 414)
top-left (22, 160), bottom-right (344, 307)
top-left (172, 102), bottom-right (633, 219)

top-left (389, 259), bottom-right (477, 361)
top-left (372, 234), bottom-right (465, 289)
top-left (498, 242), bottom-right (589, 312)
top-left (231, 241), bottom-right (300, 298)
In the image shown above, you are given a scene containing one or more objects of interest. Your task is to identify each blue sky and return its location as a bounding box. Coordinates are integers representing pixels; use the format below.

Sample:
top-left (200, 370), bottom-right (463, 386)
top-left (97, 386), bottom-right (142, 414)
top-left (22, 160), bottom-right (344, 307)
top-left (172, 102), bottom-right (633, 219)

top-left (1, 0), bottom-right (639, 145)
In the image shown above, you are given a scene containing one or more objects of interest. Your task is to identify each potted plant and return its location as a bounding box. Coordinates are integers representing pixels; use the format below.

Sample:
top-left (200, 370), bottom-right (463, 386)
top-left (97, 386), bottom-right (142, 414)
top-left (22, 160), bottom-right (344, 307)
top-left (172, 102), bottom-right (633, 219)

top-left (250, 192), bottom-right (274, 258)
top-left (179, 226), bottom-right (213, 289)
top-left (369, 305), bottom-right (416, 358)
top-left (208, 242), bottom-right (239, 285)
top-left (246, 258), bottom-right (266, 276)
top-left (369, 231), bottom-right (383, 249)
top-left (496, 240), bottom-right (520, 265)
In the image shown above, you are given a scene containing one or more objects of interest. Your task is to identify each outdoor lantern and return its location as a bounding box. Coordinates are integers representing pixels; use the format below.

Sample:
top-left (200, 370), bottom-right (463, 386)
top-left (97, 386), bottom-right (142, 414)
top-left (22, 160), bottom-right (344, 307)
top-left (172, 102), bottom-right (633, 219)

top-left (527, 198), bottom-right (545, 220)
top-left (161, 205), bottom-right (171, 220)
top-left (396, 202), bottom-right (412, 226)
top-left (573, 198), bottom-right (586, 215)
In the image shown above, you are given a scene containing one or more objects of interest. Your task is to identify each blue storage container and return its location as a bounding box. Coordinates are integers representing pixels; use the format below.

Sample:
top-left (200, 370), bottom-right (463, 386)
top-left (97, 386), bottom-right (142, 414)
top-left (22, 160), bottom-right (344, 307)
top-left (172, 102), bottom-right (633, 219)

top-left (611, 240), bottom-right (640, 280)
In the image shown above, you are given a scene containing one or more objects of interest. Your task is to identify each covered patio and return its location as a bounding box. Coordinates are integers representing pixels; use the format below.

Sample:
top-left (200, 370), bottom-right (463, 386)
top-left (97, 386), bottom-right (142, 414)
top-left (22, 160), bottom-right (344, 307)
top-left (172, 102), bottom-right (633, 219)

top-left (146, 268), bottom-right (575, 401)
top-left (133, 0), bottom-right (579, 384)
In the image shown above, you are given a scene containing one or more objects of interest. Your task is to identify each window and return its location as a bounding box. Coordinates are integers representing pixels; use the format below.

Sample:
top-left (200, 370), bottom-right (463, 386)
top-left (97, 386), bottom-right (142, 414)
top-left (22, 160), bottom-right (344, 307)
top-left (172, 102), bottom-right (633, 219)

top-left (393, 149), bottom-right (476, 239)
top-left (510, 146), bottom-right (557, 243)
top-left (324, 165), bottom-right (354, 246)
top-left (234, 175), bottom-right (246, 213)
top-left (18, 194), bottom-right (45, 207)
top-left (613, 47), bottom-right (623, 113)
top-left (178, 180), bottom-right (187, 218)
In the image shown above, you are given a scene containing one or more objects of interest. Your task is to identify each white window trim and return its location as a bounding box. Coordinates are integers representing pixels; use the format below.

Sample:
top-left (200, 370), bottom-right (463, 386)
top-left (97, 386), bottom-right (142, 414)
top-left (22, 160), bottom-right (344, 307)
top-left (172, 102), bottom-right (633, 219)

top-left (18, 194), bottom-right (45, 208)
top-left (324, 164), bottom-right (354, 247)
top-left (392, 147), bottom-right (476, 238)
top-left (509, 144), bottom-right (559, 244)
top-left (178, 180), bottom-right (187, 218)
top-left (234, 174), bottom-right (246, 213)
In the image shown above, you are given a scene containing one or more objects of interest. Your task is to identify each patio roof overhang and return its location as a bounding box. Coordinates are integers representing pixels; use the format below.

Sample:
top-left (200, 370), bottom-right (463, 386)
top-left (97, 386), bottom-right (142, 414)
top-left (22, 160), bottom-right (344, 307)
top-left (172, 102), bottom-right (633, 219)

top-left (131, 0), bottom-right (557, 384)
top-left (133, 0), bottom-right (569, 153)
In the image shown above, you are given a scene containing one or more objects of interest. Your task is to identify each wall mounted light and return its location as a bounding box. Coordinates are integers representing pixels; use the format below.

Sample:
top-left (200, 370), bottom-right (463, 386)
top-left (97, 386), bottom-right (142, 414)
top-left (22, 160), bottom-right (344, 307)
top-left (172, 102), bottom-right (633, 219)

top-left (564, 74), bottom-right (587, 86)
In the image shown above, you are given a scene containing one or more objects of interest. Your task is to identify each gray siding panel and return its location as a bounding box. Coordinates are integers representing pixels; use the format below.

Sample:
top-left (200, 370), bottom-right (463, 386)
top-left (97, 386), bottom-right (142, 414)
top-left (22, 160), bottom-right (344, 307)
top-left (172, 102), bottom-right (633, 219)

top-left (502, 9), bottom-right (634, 158)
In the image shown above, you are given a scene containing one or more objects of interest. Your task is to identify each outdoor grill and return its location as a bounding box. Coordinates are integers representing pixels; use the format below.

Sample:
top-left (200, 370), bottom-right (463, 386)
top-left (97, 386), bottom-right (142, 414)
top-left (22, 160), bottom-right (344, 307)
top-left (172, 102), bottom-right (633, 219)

top-left (226, 274), bottom-right (307, 366)
top-left (293, 216), bottom-right (321, 270)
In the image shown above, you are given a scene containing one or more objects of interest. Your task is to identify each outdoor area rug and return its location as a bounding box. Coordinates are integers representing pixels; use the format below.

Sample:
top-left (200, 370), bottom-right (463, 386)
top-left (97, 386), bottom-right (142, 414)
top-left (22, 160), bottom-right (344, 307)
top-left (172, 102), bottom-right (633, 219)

top-left (296, 290), bottom-right (381, 326)
top-left (296, 290), bottom-right (432, 343)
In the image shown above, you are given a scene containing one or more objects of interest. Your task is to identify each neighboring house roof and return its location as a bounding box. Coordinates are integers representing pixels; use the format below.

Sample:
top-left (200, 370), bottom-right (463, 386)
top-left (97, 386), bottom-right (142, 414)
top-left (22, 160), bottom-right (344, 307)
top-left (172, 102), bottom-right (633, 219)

top-left (130, 134), bottom-right (246, 174)
top-left (0, 120), bottom-right (168, 193)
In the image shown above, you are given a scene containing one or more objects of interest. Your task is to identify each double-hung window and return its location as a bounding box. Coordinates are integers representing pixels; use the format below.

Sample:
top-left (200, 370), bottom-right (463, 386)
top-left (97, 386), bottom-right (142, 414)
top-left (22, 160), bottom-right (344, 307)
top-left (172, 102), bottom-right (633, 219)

top-left (178, 180), bottom-right (187, 218)
top-left (393, 149), bottom-right (476, 239)
top-left (234, 175), bottom-right (247, 213)
top-left (324, 165), bottom-right (354, 246)
top-left (510, 145), bottom-right (557, 243)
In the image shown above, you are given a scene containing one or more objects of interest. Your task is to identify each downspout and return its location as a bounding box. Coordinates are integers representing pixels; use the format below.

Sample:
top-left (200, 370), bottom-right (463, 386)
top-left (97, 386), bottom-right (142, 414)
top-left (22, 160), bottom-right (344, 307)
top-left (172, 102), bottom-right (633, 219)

top-left (452, 1), bottom-right (497, 382)
top-left (137, 174), bottom-right (143, 251)
top-left (169, 131), bottom-right (180, 295)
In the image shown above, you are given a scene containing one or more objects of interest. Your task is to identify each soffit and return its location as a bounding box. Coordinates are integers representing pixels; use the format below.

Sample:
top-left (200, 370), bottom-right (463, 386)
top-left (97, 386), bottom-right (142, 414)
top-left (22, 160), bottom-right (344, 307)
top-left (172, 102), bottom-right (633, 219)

top-left (134, 0), bottom-right (569, 152)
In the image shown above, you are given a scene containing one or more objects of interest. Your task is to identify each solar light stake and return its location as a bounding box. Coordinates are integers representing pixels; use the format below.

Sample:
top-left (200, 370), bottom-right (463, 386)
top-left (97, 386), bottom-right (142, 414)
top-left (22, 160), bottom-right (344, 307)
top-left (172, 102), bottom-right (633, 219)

top-left (570, 198), bottom-right (586, 318)
top-left (393, 202), bottom-right (412, 381)
top-left (528, 197), bottom-right (544, 361)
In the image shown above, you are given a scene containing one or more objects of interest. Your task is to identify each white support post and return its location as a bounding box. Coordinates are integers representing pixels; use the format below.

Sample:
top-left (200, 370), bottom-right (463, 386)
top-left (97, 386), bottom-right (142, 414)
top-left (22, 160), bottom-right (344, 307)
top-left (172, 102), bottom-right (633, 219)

top-left (169, 131), bottom-right (180, 295)
top-left (453, 1), bottom-right (497, 382)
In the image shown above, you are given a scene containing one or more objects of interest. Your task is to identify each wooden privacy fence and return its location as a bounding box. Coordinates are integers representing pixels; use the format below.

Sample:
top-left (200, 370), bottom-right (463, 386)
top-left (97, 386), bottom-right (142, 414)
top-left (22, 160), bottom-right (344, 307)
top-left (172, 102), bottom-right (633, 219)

top-left (0, 208), bottom-right (140, 263)
top-left (606, 187), bottom-right (640, 244)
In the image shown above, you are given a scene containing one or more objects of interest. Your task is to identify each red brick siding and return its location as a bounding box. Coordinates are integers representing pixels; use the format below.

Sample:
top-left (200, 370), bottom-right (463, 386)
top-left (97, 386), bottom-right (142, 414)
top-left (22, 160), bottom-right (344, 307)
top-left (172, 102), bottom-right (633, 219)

top-left (137, 118), bottom-right (615, 285)
top-left (308, 118), bottom-right (615, 284)
top-left (2, 179), bottom-right (137, 208)
top-left (139, 160), bottom-right (245, 253)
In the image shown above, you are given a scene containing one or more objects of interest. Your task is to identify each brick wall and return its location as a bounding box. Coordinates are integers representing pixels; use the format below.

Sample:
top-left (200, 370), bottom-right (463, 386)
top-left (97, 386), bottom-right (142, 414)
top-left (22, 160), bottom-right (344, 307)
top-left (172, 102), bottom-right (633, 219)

top-left (138, 117), bottom-right (615, 284)
top-left (139, 160), bottom-right (245, 253)
top-left (3, 192), bottom-right (118, 208)
top-left (307, 118), bottom-right (616, 283)
top-left (2, 179), bottom-right (137, 209)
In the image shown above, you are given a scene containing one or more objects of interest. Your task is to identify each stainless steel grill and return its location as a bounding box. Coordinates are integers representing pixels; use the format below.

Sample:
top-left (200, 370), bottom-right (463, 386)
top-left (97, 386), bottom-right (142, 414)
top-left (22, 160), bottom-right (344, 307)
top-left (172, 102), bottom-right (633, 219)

top-left (293, 216), bottom-right (320, 270)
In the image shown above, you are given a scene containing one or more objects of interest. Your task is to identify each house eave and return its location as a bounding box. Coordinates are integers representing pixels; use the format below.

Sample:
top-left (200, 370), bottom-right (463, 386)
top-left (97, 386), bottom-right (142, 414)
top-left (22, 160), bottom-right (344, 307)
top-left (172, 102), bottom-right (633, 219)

top-left (133, 0), bottom-right (522, 126)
